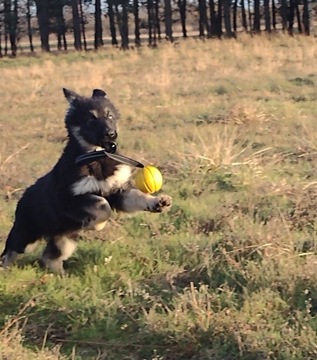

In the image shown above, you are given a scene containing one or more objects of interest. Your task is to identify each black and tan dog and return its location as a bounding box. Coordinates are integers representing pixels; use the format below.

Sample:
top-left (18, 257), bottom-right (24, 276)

top-left (1, 88), bottom-right (172, 274)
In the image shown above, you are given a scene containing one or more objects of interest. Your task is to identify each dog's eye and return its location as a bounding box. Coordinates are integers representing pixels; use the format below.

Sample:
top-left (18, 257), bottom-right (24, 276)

top-left (108, 114), bottom-right (113, 120)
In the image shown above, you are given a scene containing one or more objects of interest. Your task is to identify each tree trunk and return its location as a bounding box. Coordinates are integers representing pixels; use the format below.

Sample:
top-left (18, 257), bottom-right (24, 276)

top-left (233, 0), bottom-right (238, 33)
top-left (11, 0), bottom-right (18, 56)
top-left (178, 0), bottom-right (187, 37)
top-left (271, 0), bottom-right (276, 30)
top-left (57, 32), bottom-right (62, 50)
top-left (280, 0), bottom-right (288, 31)
top-left (147, 0), bottom-right (153, 46)
top-left (198, 0), bottom-right (204, 37)
top-left (35, 0), bottom-right (50, 52)
top-left (223, 0), bottom-right (233, 37)
top-left (288, 0), bottom-right (295, 35)
top-left (115, 4), bottom-right (122, 44)
top-left (229, 0), bottom-right (238, 33)
top-left (154, 0), bottom-right (161, 40)
top-left (56, 2), bottom-right (62, 50)
top-left (247, 0), bottom-right (252, 32)
top-left (72, 0), bottom-right (82, 50)
top-left (4, 17), bottom-right (8, 56)
top-left (151, 4), bottom-right (157, 46)
top-left (121, 0), bottom-right (129, 49)
top-left (133, 0), bottom-right (141, 46)
top-left (302, 0), bottom-right (309, 35)
top-left (79, 0), bottom-right (87, 50)
top-left (108, 0), bottom-right (118, 46)
top-left (56, 0), bottom-right (67, 51)
top-left (198, 0), bottom-right (210, 37)
top-left (4, 0), bottom-right (18, 56)
top-left (295, 1), bottom-right (302, 34)
top-left (253, 0), bottom-right (260, 32)
top-left (216, 0), bottom-right (222, 38)
top-left (209, 0), bottom-right (217, 36)
top-left (0, 23), bottom-right (3, 57)
top-left (164, 0), bottom-right (173, 41)
top-left (94, 0), bottom-right (103, 49)
top-left (26, 0), bottom-right (34, 52)
top-left (115, 4), bottom-right (129, 49)
top-left (264, 0), bottom-right (271, 33)
top-left (62, 30), bottom-right (67, 50)
top-left (240, 0), bottom-right (247, 31)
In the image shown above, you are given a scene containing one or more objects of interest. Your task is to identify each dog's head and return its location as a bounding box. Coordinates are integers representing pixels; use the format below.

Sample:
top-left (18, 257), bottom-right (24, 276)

top-left (63, 88), bottom-right (120, 153)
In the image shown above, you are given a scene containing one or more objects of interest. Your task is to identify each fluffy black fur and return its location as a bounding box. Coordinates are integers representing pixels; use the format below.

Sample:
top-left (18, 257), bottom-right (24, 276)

top-left (1, 88), bottom-right (172, 274)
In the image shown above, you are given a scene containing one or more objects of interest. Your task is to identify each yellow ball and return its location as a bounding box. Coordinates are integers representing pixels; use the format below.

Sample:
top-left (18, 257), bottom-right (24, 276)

top-left (135, 165), bottom-right (163, 194)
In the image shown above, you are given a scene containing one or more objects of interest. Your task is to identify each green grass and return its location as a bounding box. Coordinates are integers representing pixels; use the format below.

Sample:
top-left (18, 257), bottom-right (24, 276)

top-left (1, 34), bottom-right (317, 359)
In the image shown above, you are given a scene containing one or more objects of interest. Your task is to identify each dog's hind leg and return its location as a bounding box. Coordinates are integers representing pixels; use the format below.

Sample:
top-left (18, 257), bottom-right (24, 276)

top-left (2, 250), bottom-right (19, 268)
top-left (41, 236), bottom-right (77, 275)
top-left (1, 224), bottom-right (38, 268)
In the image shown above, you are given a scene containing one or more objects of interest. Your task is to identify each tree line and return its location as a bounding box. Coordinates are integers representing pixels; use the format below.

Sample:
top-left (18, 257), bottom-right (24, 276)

top-left (0, 0), bottom-right (313, 57)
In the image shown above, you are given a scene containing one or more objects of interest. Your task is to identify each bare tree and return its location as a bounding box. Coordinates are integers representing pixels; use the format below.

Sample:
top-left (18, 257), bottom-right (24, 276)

top-left (121, 0), bottom-right (129, 49)
top-left (26, 0), bottom-right (34, 52)
top-left (35, 0), bottom-right (50, 52)
top-left (108, 0), bottom-right (118, 46)
top-left (233, 0), bottom-right (238, 33)
top-left (247, 0), bottom-right (252, 32)
top-left (288, 0), bottom-right (295, 35)
top-left (4, 0), bottom-right (18, 56)
top-left (114, 1), bottom-right (129, 49)
top-left (280, 0), bottom-right (288, 31)
top-left (154, 0), bottom-right (161, 40)
top-left (164, 0), bottom-right (173, 41)
top-left (216, 0), bottom-right (222, 38)
top-left (209, 0), bottom-right (217, 36)
top-left (55, 0), bottom-right (67, 50)
top-left (178, 0), bottom-right (187, 37)
top-left (223, 0), bottom-right (234, 37)
top-left (240, 0), bottom-right (248, 32)
top-left (133, 0), bottom-right (141, 46)
top-left (12, 0), bottom-right (18, 56)
top-left (94, 0), bottom-right (103, 49)
top-left (302, 0), bottom-right (309, 35)
top-left (71, 0), bottom-right (82, 50)
top-left (198, 0), bottom-right (210, 37)
top-left (272, 0), bottom-right (276, 30)
top-left (295, 0), bottom-right (302, 34)
top-left (264, 0), bottom-right (271, 32)
top-left (147, 0), bottom-right (154, 46)
top-left (0, 14), bottom-right (3, 57)
top-left (253, 0), bottom-right (260, 32)
top-left (79, 0), bottom-right (87, 50)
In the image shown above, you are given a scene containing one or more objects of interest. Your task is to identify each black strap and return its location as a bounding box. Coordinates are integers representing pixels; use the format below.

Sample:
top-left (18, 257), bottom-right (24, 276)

top-left (75, 150), bottom-right (144, 168)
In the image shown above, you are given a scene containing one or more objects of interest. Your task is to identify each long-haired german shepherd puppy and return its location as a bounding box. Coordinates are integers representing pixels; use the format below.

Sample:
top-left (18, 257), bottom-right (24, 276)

top-left (1, 88), bottom-right (172, 275)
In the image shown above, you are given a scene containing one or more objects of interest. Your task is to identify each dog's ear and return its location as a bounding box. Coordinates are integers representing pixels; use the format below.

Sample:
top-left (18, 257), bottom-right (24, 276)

top-left (63, 88), bottom-right (81, 103)
top-left (92, 89), bottom-right (107, 98)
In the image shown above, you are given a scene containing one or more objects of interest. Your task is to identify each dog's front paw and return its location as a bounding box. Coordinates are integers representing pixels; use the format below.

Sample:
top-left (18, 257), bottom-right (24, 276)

top-left (151, 194), bottom-right (172, 213)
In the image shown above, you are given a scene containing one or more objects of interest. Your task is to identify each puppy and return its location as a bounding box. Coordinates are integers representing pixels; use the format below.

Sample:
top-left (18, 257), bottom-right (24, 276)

top-left (1, 88), bottom-right (172, 274)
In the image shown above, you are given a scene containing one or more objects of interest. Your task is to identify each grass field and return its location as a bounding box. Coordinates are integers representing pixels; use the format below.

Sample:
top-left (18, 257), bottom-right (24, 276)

top-left (1, 34), bottom-right (317, 359)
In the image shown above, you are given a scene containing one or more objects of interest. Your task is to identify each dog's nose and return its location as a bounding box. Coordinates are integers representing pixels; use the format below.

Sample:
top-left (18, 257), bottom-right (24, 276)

top-left (107, 142), bottom-right (117, 153)
top-left (108, 130), bottom-right (117, 139)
